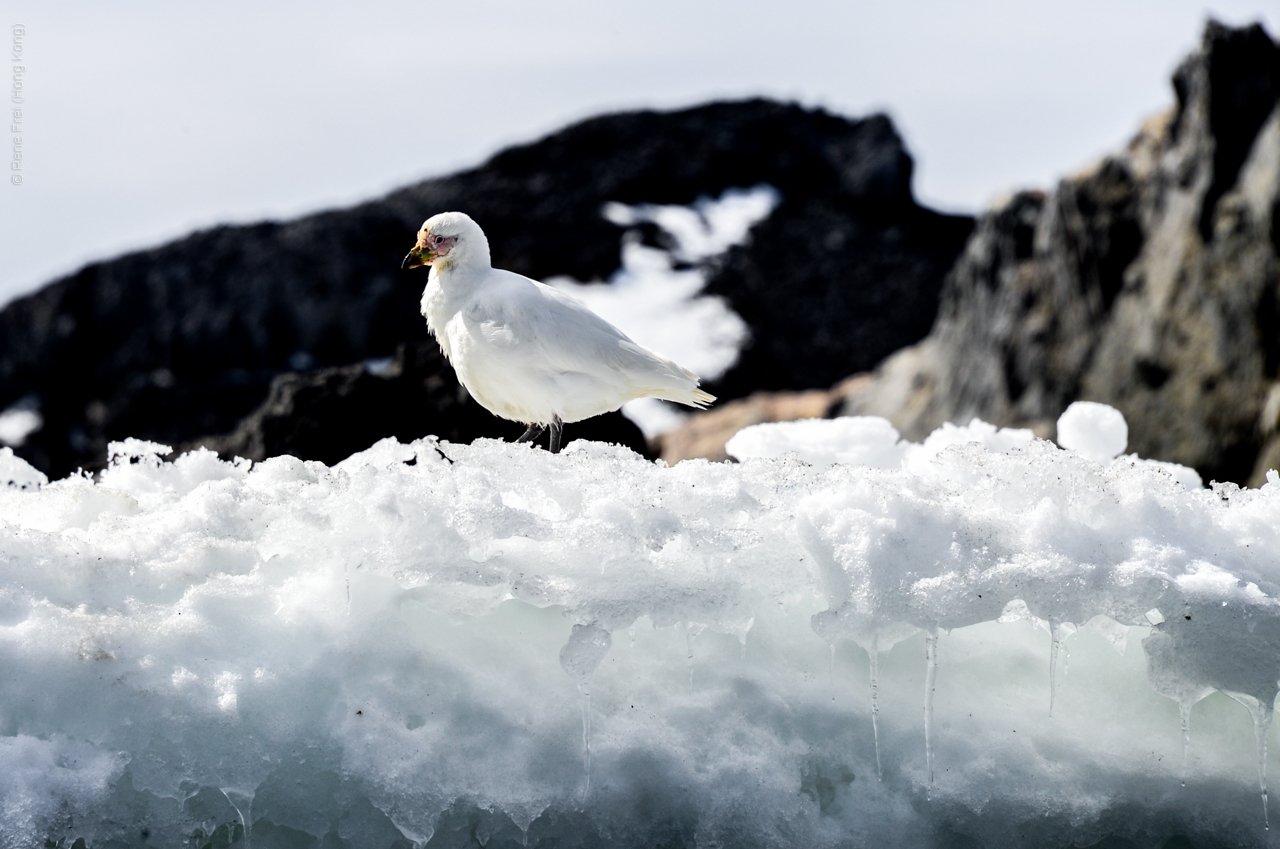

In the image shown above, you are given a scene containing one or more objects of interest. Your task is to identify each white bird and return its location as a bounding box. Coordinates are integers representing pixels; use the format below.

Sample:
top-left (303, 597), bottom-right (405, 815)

top-left (402, 211), bottom-right (715, 453)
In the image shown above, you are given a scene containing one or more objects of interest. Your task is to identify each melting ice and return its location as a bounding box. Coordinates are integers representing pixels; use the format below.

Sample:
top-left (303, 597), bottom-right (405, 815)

top-left (1, 405), bottom-right (1278, 848)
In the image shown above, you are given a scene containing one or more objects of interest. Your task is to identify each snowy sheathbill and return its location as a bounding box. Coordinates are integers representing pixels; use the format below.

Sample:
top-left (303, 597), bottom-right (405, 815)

top-left (402, 211), bottom-right (714, 453)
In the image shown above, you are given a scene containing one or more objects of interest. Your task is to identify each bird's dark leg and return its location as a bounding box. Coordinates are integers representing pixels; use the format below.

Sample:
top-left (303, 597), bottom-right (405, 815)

top-left (549, 415), bottom-right (564, 455)
top-left (515, 423), bottom-right (545, 444)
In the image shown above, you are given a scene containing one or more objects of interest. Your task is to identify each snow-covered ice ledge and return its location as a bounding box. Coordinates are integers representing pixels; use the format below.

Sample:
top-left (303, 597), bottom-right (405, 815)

top-left (1, 419), bottom-right (1278, 848)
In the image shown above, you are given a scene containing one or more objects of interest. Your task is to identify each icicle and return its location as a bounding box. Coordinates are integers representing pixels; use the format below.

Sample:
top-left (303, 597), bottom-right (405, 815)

top-left (220, 787), bottom-right (254, 849)
top-left (579, 683), bottom-right (593, 804)
top-left (1225, 691), bottom-right (1275, 830)
top-left (506, 806), bottom-right (541, 849)
top-left (558, 622), bottom-right (612, 806)
top-left (1049, 621), bottom-right (1062, 717)
top-left (869, 647), bottom-right (883, 780)
top-left (830, 644), bottom-right (837, 702)
top-left (1178, 699), bottom-right (1194, 787)
top-left (682, 623), bottom-right (706, 693)
top-left (1047, 621), bottom-right (1077, 716)
top-left (923, 629), bottom-right (939, 784)
top-left (684, 623), bottom-right (694, 692)
top-left (1257, 705), bottom-right (1273, 830)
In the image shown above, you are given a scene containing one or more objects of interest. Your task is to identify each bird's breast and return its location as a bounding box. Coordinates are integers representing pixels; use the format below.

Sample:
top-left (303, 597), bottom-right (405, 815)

top-left (421, 282), bottom-right (460, 364)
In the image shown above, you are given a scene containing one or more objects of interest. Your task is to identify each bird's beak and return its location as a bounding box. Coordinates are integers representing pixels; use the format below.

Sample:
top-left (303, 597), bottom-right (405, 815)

top-left (402, 244), bottom-right (431, 270)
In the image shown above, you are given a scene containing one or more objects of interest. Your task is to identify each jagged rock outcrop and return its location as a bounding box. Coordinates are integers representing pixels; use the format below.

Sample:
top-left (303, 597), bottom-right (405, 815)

top-left (844, 20), bottom-right (1280, 485)
top-left (0, 100), bottom-right (970, 478)
top-left (701, 118), bottom-right (972, 400)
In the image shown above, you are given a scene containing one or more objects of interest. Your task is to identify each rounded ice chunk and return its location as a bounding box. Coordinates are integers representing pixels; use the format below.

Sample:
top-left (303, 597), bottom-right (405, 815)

top-left (0, 405), bottom-right (42, 447)
top-left (725, 416), bottom-right (905, 468)
top-left (1056, 401), bottom-right (1128, 462)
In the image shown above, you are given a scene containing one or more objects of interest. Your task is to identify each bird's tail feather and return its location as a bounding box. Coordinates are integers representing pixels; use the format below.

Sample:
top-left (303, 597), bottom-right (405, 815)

top-left (647, 386), bottom-right (715, 409)
top-left (646, 365), bottom-right (714, 409)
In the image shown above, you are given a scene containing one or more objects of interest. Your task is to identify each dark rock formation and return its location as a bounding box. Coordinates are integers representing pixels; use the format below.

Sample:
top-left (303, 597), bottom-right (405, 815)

top-left (701, 116), bottom-right (974, 399)
top-left (0, 99), bottom-right (970, 478)
top-left (184, 344), bottom-right (647, 465)
top-left (844, 20), bottom-right (1280, 486)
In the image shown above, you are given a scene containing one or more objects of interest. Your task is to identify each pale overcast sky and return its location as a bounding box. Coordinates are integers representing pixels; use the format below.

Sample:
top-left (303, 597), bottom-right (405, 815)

top-left (0, 1), bottom-right (1275, 306)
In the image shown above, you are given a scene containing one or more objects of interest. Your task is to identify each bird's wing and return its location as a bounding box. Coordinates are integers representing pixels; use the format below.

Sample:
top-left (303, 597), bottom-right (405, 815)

top-left (457, 269), bottom-right (712, 416)
top-left (466, 271), bottom-right (625, 358)
top-left (468, 270), bottom-right (693, 383)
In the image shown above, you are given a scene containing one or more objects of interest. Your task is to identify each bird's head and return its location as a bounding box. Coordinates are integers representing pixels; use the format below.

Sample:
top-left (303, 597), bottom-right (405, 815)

top-left (402, 211), bottom-right (490, 272)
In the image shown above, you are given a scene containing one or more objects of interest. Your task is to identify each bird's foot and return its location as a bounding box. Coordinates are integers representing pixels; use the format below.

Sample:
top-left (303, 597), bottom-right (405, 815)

top-left (549, 415), bottom-right (564, 454)
top-left (515, 423), bottom-right (545, 444)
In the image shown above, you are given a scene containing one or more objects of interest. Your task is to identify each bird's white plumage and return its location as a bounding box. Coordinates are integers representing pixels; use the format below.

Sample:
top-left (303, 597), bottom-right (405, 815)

top-left (413, 212), bottom-right (713, 427)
